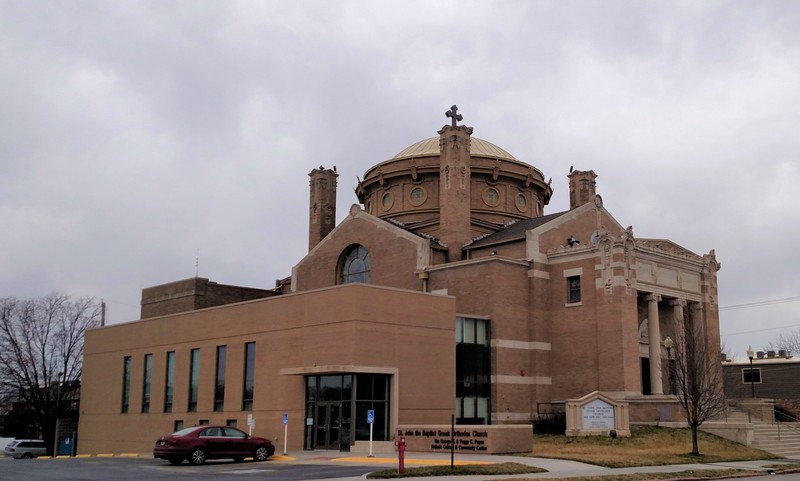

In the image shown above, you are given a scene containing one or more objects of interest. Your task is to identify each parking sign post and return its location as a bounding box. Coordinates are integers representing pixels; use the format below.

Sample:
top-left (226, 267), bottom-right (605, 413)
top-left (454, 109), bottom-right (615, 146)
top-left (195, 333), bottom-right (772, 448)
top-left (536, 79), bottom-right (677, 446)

top-left (367, 409), bottom-right (375, 457)
top-left (282, 413), bottom-right (289, 455)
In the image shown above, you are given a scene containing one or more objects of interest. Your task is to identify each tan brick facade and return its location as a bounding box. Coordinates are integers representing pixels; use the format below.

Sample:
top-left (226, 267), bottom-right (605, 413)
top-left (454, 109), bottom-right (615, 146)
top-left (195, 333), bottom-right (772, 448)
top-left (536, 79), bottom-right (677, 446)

top-left (79, 113), bottom-right (721, 454)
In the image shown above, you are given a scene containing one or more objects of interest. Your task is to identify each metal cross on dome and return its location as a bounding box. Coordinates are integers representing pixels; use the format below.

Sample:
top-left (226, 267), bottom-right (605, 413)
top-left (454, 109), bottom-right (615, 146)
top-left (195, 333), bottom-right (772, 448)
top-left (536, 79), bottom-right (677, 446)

top-left (445, 105), bottom-right (463, 127)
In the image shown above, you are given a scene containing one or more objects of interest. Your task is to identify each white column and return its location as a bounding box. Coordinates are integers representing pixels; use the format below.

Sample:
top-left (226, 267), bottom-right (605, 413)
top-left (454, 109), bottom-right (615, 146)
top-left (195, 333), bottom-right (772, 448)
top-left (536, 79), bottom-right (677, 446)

top-left (670, 299), bottom-right (686, 335)
top-left (690, 302), bottom-right (704, 337)
top-left (667, 299), bottom-right (686, 395)
top-left (647, 294), bottom-right (663, 395)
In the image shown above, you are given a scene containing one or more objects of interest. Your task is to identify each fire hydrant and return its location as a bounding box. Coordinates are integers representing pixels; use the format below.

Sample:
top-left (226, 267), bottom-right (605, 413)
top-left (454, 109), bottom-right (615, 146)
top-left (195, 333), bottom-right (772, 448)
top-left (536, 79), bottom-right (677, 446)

top-left (394, 435), bottom-right (406, 474)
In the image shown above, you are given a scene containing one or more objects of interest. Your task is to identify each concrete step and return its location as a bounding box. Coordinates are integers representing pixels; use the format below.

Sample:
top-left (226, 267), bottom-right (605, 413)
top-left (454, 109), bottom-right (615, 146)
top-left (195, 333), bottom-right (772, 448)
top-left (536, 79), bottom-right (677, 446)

top-left (749, 423), bottom-right (800, 458)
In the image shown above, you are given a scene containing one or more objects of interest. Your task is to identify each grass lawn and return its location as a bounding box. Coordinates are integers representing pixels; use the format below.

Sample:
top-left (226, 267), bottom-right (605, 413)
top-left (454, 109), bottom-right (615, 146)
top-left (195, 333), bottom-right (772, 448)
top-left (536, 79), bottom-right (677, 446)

top-left (530, 424), bottom-right (777, 467)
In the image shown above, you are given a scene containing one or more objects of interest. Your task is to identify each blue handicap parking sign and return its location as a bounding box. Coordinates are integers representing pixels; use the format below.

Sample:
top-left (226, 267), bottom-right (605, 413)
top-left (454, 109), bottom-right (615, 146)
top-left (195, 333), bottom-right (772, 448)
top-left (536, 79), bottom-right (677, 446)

top-left (367, 409), bottom-right (375, 424)
top-left (283, 413), bottom-right (288, 425)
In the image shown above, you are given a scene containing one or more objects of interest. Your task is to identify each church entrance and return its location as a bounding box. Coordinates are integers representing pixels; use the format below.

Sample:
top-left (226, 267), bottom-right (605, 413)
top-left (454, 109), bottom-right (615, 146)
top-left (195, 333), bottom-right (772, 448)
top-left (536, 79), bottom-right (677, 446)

top-left (304, 373), bottom-right (390, 451)
top-left (314, 402), bottom-right (342, 450)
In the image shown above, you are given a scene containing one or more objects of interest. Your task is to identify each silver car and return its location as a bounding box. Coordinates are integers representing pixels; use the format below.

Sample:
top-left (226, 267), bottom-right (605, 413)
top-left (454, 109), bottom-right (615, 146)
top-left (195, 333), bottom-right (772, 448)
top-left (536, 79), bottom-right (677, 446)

top-left (4, 439), bottom-right (47, 459)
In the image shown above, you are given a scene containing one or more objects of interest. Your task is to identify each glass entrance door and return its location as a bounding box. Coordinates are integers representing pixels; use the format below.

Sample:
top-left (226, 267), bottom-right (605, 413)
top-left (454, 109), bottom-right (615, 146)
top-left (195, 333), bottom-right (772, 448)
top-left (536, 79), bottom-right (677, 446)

top-left (314, 402), bottom-right (341, 450)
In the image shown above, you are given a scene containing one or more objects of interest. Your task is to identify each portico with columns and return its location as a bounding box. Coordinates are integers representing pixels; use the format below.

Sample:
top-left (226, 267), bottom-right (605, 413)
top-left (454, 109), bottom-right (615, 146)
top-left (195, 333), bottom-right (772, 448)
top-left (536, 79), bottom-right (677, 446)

top-left (635, 240), bottom-right (721, 399)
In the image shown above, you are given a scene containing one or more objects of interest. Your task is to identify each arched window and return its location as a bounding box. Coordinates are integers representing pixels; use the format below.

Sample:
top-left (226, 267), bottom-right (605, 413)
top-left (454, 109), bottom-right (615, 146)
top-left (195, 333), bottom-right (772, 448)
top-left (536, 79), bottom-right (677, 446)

top-left (339, 244), bottom-right (371, 284)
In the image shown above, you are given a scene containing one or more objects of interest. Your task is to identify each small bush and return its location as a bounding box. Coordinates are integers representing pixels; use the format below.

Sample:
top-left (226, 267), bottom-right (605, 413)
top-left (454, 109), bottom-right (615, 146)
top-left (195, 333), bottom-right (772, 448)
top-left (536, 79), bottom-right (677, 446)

top-left (532, 413), bottom-right (566, 434)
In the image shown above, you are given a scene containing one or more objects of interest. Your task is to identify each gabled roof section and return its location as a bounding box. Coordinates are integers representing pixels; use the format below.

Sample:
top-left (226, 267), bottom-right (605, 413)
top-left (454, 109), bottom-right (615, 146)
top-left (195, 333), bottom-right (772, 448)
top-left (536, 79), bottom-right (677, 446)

top-left (465, 211), bottom-right (569, 249)
top-left (306, 204), bottom-right (435, 259)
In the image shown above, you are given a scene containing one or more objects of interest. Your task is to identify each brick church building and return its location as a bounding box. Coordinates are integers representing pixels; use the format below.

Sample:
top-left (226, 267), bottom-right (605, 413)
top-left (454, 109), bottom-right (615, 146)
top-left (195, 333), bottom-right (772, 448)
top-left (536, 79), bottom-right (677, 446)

top-left (78, 107), bottom-right (721, 454)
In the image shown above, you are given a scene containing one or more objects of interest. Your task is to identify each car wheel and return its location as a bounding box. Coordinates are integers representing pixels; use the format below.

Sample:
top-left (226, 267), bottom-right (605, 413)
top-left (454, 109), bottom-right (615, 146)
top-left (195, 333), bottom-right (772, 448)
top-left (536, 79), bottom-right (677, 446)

top-left (253, 446), bottom-right (270, 462)
top-left (168, 457), bottom-right (183, 465)
top-left (21, 453), bottom-right (32, 459)
top-left (189, 448), bottom-right (207, 465)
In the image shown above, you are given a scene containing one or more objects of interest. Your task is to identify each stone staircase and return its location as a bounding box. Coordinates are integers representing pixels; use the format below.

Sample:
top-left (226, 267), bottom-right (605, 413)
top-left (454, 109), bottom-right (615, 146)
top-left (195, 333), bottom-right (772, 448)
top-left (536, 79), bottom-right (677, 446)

top-left (725, 409), bottom-right (800, 459)
top-left (751, 422), bottom-right (800, 459)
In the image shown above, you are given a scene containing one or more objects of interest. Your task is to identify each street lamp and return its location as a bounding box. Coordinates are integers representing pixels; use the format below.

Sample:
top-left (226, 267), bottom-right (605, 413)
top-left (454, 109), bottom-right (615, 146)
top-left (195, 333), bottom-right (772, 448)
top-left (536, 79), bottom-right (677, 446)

top-left (663, 337), bottom-right (674, 394)
top-left (746, 346), bottom-right (755, 398)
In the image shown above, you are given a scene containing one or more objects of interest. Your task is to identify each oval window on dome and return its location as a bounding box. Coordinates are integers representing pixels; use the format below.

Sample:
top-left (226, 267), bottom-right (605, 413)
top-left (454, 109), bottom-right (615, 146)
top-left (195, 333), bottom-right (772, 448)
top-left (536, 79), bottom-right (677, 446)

top-left (515, 193), bottom-right (527, 212)
top-left (483, 187), bottom-right (500, 207)
top-left (381, 192), bottom-right (394, 211)
top-left (409, 187), bottom-right (427, 206)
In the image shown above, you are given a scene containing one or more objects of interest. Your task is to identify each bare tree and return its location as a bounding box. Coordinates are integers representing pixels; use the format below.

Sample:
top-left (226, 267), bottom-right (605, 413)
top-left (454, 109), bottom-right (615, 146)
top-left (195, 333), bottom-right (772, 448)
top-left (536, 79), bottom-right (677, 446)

top-left (670, 305), bottom-right (727, 456)
top-left (763, 328), bottom-right (800, 355)
top-left (0, 294), bottom-right (100, 453)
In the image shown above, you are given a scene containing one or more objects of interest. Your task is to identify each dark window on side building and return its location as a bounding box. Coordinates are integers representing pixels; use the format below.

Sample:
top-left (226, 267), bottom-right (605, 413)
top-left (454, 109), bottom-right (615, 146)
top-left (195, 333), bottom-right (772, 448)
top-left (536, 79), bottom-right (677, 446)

top-left (742, 367), bottom-right (762, 384)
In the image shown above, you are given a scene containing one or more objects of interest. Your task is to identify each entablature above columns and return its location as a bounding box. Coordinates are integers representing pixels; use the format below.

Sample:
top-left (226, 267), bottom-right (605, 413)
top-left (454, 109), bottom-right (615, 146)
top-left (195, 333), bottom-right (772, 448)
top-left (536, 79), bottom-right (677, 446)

top-left (636, 284), bottom-right (703, 303)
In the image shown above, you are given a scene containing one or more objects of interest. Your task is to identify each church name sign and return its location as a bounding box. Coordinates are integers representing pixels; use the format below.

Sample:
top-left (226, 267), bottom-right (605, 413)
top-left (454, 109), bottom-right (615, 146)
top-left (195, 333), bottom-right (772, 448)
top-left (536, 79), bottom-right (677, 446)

top-left (398, 428), bottom-right (489, 452)
top-left (581, 399), bottom-right (615, 430)
top-left (566, 391), bottom-right (630, 437)
top-left (395, 424), bottom-right (532, 453)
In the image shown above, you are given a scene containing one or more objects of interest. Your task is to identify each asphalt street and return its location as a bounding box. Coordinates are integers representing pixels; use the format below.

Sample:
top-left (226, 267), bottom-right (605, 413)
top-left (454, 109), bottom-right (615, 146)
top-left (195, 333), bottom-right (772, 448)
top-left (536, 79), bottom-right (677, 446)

top-left (1, 451), bottom-right (799, 481)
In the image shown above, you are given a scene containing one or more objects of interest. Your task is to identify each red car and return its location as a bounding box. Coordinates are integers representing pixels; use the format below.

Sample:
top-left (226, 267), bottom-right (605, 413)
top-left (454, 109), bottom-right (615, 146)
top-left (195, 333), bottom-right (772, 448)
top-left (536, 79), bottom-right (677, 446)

top-left (153, 425), bottom-right (275, 465)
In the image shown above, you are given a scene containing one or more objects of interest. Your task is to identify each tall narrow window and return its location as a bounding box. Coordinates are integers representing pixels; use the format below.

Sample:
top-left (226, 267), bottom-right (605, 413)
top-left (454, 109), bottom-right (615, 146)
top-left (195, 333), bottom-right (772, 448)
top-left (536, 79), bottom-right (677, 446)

top-left (121, 356), bottom-right (132, 413)
top-left (188, 348), bottom-right (200, 412)
top-left (214, 345), bottom-right (227, 412)
top-left (164, 351), bottom-right (175, 413)
top-left (456, 317), bottom-right (490, 425)
top-left (567, 275), bottom-right (581, 304)
top-left (339, 244), bottom-right (371, 284)
top-left (242, 342), bottom-right (255, 411)
top-left (142, 354), bottom-right (153, 413)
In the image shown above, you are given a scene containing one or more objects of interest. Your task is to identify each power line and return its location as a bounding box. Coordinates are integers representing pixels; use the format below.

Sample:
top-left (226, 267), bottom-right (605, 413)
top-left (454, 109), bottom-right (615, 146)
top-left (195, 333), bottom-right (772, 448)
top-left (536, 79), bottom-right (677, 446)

top-left (722, 323), bottom-right (800, 336)
top-left (719, 296), bottom-right (800, 311)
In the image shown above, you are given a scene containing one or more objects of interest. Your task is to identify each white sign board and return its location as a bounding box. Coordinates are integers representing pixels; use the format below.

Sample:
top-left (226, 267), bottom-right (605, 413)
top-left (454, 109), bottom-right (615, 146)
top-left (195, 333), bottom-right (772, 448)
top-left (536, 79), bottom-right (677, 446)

top-left (581, 399), bottom-right (615, 430)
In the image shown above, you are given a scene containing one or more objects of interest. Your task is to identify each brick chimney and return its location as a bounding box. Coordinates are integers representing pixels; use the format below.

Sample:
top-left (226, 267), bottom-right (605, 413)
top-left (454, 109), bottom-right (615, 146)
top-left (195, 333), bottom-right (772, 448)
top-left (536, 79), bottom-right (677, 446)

top-left (568, 169), bottom-right (597, 209)
top-left (308, 166), bottom-right (338, 251)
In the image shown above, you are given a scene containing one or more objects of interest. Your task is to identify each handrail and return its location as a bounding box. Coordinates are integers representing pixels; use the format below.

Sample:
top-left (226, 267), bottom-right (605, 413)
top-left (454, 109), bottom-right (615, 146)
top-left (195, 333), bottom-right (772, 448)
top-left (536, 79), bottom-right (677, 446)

top-left (775, 411), bottom-right (799, 440)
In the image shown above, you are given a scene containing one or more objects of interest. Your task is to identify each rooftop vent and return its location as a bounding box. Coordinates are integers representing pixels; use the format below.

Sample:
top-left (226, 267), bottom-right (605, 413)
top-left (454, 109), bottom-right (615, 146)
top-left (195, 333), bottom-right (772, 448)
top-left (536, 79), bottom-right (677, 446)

top-left (767, 350), bottom-right (776, 358)
top-left (757, 351), bottom-right (765, 359)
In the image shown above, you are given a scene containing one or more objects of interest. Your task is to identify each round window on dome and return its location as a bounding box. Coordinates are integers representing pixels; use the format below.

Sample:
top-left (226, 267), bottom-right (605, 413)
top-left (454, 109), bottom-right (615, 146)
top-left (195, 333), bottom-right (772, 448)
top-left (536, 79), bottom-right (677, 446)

top-left (483, 187), bottom-right (500, 207)
top-left (409, 187), bottom-right (427, 206)
top-left (515, 193), bottom-right (527, 212)
top-left (381, 192), bottom-right (394, 211)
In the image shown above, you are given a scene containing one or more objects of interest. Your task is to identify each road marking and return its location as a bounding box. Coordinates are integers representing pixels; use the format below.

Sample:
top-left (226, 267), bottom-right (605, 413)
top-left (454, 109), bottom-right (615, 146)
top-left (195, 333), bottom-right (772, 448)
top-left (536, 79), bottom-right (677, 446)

top-left (271, 455), bottom-right (295, 461)
top-left (331, 457), bottom-right (494, 465)
top-left (221, 469), bottom-right (276, 474)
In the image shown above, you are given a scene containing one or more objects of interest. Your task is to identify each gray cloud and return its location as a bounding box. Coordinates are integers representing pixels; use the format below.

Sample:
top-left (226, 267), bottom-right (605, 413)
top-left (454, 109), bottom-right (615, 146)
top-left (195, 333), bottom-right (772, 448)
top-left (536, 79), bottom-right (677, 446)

top-left (1, 0), bottom-right (798, 356)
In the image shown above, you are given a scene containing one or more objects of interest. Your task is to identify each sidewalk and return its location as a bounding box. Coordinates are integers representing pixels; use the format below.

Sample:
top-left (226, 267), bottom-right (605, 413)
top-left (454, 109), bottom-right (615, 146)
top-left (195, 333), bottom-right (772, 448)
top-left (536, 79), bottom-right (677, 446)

top-left (272, 450), bottom-right (800, 481)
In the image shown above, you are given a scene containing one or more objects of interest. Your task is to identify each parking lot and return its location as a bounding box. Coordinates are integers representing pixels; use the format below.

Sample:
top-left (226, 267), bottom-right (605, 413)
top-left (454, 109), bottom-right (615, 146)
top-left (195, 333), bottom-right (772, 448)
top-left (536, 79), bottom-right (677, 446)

top-left (0, 455), bottom-right (377, 481)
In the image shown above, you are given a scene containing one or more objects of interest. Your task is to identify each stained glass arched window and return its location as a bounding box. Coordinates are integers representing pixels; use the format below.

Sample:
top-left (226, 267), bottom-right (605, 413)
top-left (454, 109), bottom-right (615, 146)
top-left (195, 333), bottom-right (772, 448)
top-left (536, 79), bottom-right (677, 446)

top-left (339, 245), bottom-right (371, 284)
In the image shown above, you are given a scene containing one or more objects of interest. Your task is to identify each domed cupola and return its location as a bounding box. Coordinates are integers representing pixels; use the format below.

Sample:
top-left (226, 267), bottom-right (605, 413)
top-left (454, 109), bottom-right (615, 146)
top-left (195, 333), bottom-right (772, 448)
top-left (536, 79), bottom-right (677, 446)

top-left (356, 106), bottom-right (552, 260)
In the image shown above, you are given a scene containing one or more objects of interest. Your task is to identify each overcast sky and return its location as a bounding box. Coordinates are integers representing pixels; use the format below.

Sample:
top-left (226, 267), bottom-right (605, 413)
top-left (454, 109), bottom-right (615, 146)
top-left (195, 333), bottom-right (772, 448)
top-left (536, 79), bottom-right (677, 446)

top-left (1, 1), bottom-right (798, 359)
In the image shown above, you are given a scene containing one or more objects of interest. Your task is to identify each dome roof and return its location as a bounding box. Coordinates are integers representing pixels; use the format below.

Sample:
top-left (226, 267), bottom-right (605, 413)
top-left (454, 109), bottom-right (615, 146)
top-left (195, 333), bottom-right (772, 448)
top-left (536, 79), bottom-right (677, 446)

top-left (393, 137), bottom-right (517, 161)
